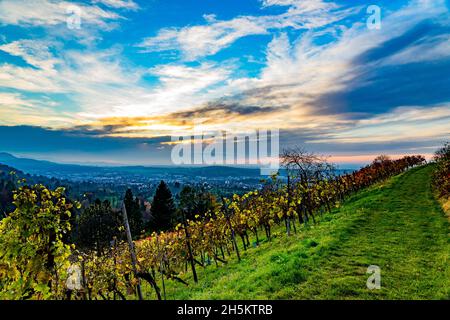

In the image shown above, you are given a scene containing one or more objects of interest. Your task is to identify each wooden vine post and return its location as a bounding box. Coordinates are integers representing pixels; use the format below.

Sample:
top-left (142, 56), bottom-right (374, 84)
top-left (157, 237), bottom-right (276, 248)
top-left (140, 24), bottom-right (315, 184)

top-left (222, 198), bottom-right (241, 262)
top-left (286, 174), bottom-right (292, 236)
top-left (181, 208), bottom-right (198, 283)
top-left (121, 201), bottom-right (143, 300)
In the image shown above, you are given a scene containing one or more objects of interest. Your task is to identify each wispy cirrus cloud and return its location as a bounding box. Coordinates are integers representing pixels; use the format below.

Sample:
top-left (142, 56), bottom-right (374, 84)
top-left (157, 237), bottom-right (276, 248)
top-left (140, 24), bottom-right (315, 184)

top-left (238, 1), bottom-right (449, 108)
top-left (93, 0), bottom-right (139, 11)
top-left (137, 0), bottom-right (356, 61)
top-left (78, 62), bottom-right (236, 120)
top-left (0, 40), bottom-right (141, 93)
top-left (0, 92), bottom-right (74, 127)
top-left (0, 0), bottom-right (122, 29)
top-left (166, 0), bottom-right (450, 148)
top-left (0, 39), bottom-right (60, 70)
top-left (309, 105), bottom-right (450, 144)
top-left (0, 38), bottom-right (149, 127)
top-left (137, 16), bottom-right (268, 60)
top-left (0, 36), bottom-right (239, 126)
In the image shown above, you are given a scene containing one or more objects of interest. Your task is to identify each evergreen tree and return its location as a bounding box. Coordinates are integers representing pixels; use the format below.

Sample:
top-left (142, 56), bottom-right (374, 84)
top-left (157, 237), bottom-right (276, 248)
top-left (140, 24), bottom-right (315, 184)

top-left (124, 189), bottom-right (143, 237)
top-left (76, 199), bottom-right (121, 254)
top-left (0, 179), bottom-right (15, 217)
top-left (179, 185), bottom-right (196, 220)
top-left (149, 181), bottom-right (176, 232)
top-left (178, 185), bottom-right (217, 221)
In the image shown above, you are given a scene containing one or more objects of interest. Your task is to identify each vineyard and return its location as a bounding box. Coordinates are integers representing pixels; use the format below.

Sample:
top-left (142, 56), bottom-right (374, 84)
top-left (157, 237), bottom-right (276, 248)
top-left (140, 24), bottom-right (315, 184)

top-left (162, 164), bottom-right (450, 299)
top-left (0, 153), bottom-right (431, 300)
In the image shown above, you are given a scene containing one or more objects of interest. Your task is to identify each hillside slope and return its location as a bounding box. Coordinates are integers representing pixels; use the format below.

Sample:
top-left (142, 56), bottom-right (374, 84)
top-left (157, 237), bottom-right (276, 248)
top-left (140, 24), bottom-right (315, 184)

top-left (152, 165), bottom-right (449, 300)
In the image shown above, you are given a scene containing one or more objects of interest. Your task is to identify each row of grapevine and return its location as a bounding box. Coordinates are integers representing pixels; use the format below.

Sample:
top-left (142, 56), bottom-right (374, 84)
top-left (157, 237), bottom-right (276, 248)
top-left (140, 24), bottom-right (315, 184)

top-left (76, 155), bottom-right (425, 300)
top-left (432, 142), bottom-right (450, 197)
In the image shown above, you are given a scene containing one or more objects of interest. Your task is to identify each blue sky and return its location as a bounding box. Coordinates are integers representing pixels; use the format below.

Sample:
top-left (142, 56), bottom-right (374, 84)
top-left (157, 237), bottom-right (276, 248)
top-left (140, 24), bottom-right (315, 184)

top-left (0, 0), bottom-right (449, 166)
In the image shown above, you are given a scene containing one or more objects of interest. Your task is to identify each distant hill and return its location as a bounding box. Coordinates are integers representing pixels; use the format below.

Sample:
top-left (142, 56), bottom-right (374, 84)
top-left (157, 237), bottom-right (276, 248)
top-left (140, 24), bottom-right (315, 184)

top-left (0, 152), bottom-right (263, 179)
top-left (0, 158), bottom-right (71, 187)
top-left (0, 152), bottom-right (94, 174)
top-left (0, 162), bottom-right (23, 179)
top-left (0, 152), bottom-right (355, 181)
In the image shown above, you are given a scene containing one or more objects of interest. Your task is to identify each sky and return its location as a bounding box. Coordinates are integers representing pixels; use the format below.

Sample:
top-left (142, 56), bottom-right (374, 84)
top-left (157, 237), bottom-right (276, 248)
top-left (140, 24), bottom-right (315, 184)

top-left (0, 0), bottom-right (449, 167)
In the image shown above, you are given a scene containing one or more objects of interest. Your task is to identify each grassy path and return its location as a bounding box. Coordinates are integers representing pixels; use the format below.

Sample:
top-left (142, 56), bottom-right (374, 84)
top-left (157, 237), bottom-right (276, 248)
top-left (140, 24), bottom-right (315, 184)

top-left (294, 165), bottom-right (449, 299)
top-left (147, 166), bottom-right (449, 300)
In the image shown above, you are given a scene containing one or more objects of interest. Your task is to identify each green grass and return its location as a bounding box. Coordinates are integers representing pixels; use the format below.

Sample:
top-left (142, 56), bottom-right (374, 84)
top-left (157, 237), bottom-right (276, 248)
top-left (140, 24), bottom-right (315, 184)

top-left (143, 165), bottom-right (450, 300)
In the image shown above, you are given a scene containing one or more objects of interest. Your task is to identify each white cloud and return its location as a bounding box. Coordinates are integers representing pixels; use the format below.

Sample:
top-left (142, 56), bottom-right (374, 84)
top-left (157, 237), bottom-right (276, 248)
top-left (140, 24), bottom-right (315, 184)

top-left (93, 0), bottom-right (139, 11)
top-left (0, 92), bottom-right (73, 126)
top-left (0, 36), bottom-right (237, 124)
top-left (0, 92), bottom-right (33, 108)
top-left (258, 0), bottom-right (450, 96)
top-left (138, 0), bottom-right (353, 61)
top-left (0, 64), bottom-right (63, 92)
top-left (384, 33), bottom-right (450, 65)
top-left (139, 16), bottom-right (268, 60)
top-left (261, 0), bottom-right (336, 11)
top-left (73, 0), bottom-right (450, 137)
top-left (0, 39), bottom-right (152, 124)
top-left (0, 40), bottom-right (138, 93)
top-left (81, 63), bottom-right (234, 118)
top-left (0, 40), bottom-right (60, 70)
top-left (310, 105), bottom-right (450, 143)
top-left (198, 0), bottom-right (450, 138)
top-left (0, 0), bottom-right (121, 29)
top-left (359, 105), bottom-right (450, 124)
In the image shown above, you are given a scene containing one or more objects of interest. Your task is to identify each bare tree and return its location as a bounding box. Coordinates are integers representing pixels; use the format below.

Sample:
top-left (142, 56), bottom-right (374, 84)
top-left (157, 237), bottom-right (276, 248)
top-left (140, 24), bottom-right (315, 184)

top-left (280, 147), bottom-right (336, 226)
top-left (281, 147), bottom-right (335, 184)
top-left (372, 154), bottom-right (391, 164)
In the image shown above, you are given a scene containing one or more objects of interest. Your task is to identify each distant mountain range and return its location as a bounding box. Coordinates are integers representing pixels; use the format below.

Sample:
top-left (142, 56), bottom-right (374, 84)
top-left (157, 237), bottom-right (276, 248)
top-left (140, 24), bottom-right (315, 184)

top-left (0, 153), bottom-right (356, 182)
top-left (0, 152), bottom-right (264, 179)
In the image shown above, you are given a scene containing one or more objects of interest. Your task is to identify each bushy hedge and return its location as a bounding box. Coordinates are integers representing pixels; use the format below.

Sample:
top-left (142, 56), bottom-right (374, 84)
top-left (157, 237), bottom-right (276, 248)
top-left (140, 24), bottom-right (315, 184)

top-left (432, 142), bottom-right (450, 197)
